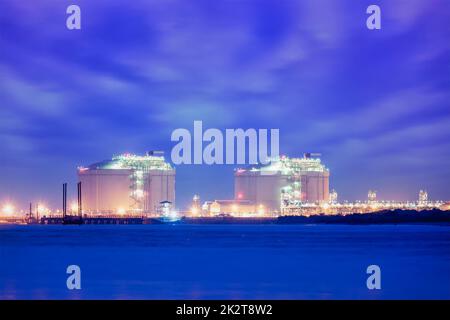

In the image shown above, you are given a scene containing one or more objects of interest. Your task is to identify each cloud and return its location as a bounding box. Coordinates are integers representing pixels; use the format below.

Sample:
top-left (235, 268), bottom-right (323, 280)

top-left (0, 0), bottom-right (449, 207)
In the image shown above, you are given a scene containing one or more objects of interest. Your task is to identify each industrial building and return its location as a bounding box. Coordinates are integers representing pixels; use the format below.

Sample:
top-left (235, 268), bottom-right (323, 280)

top-left (234, 154), bottom-right (330, 212)
top-left (78, 152), bottom-right (175, 215)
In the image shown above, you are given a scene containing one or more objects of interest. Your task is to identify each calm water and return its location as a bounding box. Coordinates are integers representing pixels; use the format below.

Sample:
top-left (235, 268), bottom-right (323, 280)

top-left (0, 224), bottom-right (449, 299)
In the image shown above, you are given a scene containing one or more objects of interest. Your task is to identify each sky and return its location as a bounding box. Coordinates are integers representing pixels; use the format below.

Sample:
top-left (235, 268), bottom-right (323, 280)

top-left (0, 0), bottom-right (449, 210)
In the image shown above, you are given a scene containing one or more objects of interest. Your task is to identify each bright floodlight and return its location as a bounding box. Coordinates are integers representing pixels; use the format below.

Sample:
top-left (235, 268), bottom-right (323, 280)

top-left (38, 204), bottom-right (48, 215)
top-left (2, 204), bottom-right (15, 216)
top-left (71, 202), bottom-right (78, 212)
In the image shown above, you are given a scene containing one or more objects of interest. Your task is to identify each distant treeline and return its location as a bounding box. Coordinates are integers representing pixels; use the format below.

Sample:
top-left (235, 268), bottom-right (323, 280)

top-left (278, 209), bottom-right (450, 224)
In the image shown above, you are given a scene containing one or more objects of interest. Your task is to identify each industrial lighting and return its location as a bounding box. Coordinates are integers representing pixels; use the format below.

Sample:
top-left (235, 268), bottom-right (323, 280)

top-left (2, 204), bottom-right (15, 216)
top-left (37, 204), bottom-right (48, 215)
top-left (168, 210), bottom-right (180, 221)
top-left (134, 189), bottom-right (144, 198)
top-left (71, 202), bottom-right (79, 213)
top-left (258, 204), bottom-right (265, 215)
top-left (134, 171), bottom-right (144, 179)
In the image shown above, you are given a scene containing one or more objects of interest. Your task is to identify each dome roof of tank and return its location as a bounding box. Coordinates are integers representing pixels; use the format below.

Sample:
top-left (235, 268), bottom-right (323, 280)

top-left (87, 159), bottom-right (123, 170)
top-left (81, 153), bottom-right (173, 171)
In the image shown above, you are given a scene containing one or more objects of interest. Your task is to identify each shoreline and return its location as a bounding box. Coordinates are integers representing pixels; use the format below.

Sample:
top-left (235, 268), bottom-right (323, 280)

top-left (1, 209), bottom-right (449, 226)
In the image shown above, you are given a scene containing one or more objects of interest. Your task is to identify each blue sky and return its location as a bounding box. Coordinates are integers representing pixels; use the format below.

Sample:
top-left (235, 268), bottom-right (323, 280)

top-left (0, 0), bottom-right (449, 209)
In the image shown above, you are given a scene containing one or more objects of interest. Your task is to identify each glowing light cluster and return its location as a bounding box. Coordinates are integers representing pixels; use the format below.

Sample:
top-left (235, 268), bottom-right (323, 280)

top-left (1, 204), bottom-right (15, 216)
top-left (71, 202), bottom-right (79, 212)
top-left (37, 204), bottom-right (50, 215)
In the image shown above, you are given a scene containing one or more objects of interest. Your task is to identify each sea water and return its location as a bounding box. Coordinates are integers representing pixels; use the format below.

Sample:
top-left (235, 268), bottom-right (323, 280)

top-left (0, 224), bottom-right (449, 299)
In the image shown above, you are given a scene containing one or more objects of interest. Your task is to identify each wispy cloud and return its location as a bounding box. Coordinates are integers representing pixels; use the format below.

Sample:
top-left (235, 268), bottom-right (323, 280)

top-left (0, 0), bottom-right (449, 206)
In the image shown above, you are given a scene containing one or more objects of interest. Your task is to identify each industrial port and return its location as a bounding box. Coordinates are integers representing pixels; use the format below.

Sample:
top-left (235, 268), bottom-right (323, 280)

top-left (0, 151), bottom-right (448, 224)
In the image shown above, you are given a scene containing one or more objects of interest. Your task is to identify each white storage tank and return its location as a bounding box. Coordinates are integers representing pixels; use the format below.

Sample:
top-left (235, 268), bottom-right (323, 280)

top-left (78, 153), bottom-right (175, 215)
top-left (235, 154), bottom-right (330, 211)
